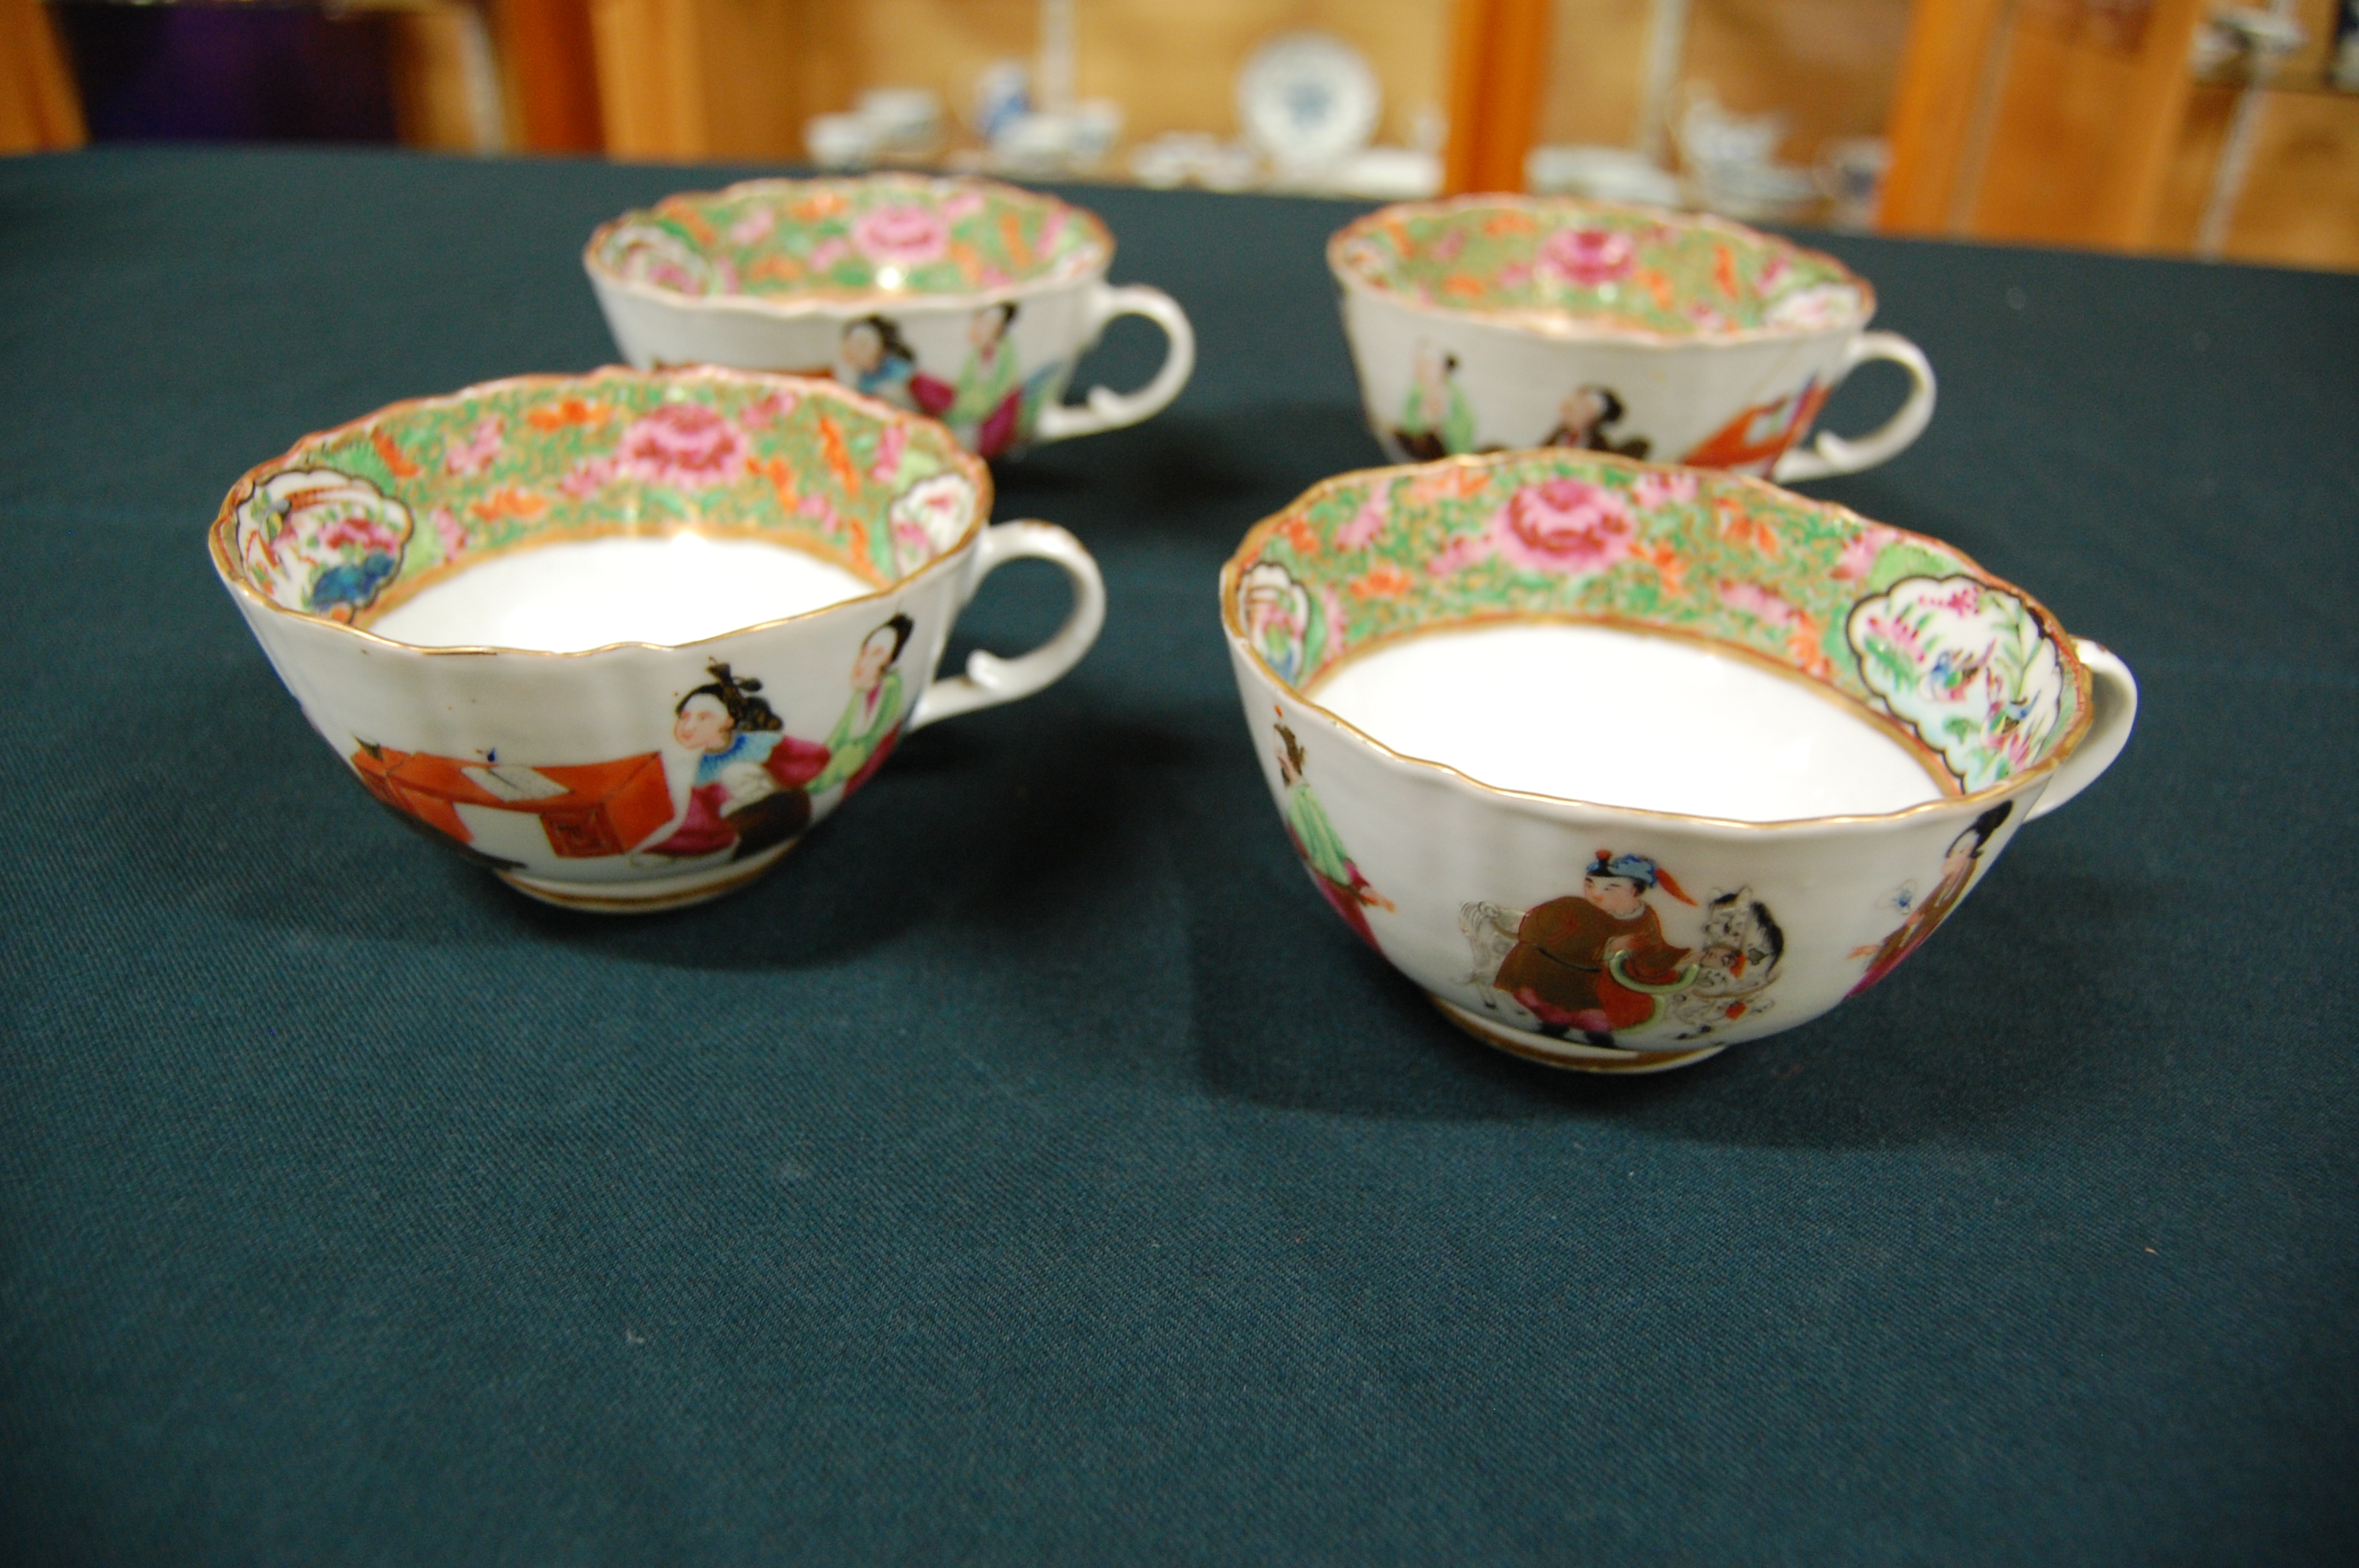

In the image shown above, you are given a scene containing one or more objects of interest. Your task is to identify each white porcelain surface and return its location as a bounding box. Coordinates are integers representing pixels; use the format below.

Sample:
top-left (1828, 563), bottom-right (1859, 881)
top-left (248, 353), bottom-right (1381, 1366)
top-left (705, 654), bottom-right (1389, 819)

top-left (585, 176), bottom-right (1195, 459)
top-left (1308, 624), bottom-right (1945, 821)
top-left (372, 535), bottom-right (874, 652)
top-left (1221, 450), bottom-right (2138, 1073)
top-left (1330, 198), bottom-right (1936, 482)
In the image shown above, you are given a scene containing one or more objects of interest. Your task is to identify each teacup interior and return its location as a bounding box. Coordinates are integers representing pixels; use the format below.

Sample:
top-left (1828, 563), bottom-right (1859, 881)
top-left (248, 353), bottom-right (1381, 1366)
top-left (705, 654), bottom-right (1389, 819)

top-left (1310, 622), bottom-right (1943, 819)
top-left (592, 174), bottom-right (1109, 302)
top-left (220, 370), bottom-right (987, 651)
top-left (1332, 199), bottom-right (1864, 337)
top-left (1230, 452), bottom-right (2086, 820)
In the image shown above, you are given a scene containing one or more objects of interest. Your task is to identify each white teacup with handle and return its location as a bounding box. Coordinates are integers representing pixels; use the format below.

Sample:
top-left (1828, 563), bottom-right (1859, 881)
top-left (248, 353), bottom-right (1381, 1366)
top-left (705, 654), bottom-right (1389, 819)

top-left (1330, 195), bottom-right (1935, 482)
top-left (588, 173), bottom-right (1194, 462)
top-left (209, 368), bottom-right (1105, 913)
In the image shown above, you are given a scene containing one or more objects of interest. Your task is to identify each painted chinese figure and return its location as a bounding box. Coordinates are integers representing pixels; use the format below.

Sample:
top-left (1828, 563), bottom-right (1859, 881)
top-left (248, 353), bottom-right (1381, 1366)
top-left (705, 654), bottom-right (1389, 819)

top-left (1849, 801), bottom-right (2013, 995)
top-left (1541, 384), bottom-right (1651, 459)
top-left (809, 612), bottom-right (914, 800)
top-left (1394, 341), bottom-right (1474, 460)
top-left (1275, 721), bottom-right (1394, 950)
top-left (1488, 851), bottom-right (1705, 1049)
top-left (841, 314), bottom-right (951, 417)
top-left (949, 302), bottom-right (1026, 458)
top-left (642, 661), bottom-right (829, 862)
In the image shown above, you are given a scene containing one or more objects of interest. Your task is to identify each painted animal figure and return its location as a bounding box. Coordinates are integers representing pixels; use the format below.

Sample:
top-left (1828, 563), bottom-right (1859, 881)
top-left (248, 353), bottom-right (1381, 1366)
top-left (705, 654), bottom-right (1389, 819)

top-left (1457, 900), bottom-right (1523, 1011)
top-left (1666, 886), bottom-right (1787, 1039)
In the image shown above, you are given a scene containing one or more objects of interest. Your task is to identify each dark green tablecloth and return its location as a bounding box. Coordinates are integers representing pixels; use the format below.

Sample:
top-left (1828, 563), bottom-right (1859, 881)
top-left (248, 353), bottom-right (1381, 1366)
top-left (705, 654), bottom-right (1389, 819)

top-left (2, 148), bottom-right (2354, 1564)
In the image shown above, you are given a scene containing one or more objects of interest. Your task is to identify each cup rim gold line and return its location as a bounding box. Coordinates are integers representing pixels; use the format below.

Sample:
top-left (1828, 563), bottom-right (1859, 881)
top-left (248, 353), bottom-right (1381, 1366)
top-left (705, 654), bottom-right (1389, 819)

top-left (1326, 193), bottom-right (1880, 347)
top-left (583, 172), bottom-right (1118, 318)
top-left (206, 365), bottom-right (996, 662)
top-left (1218, 448), bottom-right (2101, 834)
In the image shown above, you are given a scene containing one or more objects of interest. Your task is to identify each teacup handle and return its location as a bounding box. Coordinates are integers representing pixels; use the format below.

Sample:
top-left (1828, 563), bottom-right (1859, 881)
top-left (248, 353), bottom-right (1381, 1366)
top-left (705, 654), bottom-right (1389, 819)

top-left (1771, 331), bottom-right (1938, 483)
top-left (1029, 283), bottom-right (1197, 444)
top-left (909, 521), bottom-right (1107, 730)
top-left (2027, 639), bottom-right (2139, 819)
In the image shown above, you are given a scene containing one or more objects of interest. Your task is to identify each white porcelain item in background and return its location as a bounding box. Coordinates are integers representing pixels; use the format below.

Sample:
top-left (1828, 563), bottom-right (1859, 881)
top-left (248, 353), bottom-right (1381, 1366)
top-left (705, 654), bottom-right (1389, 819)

top-left (1223, 448), bottom-right (2134, 1073)
top-left (1329, 195), bottom-right (1935, 481)
top-left (586, 173), bottom-right (1194, 460)
top-left (210, 367), bottom-right (1105, 913)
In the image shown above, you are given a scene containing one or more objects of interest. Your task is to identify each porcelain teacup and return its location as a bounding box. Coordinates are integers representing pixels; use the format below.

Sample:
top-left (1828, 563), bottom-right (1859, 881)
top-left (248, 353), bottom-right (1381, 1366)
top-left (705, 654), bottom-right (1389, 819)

top-left (1329, 197), bottom-right (1936, 482)
top-left (1221, 450), bottom-right (2135, 1072)
top-left (209, 367), bottom-right (1104, 913)
top-left (586, 174), bottom-right (1195, 460)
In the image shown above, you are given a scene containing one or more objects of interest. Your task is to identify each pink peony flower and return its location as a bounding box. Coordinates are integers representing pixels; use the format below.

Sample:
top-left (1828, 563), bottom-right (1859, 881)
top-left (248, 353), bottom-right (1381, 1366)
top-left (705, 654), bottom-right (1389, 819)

top-left (431, 506), bottom-right (466, 557)
top-left (870, 422), bottom-right (907, 481)
top-left (729, 207), bottom-right (778, 245)
top-left (1832, 523), bottom-right (1900, 580)
top-left (1539, 227), bottom-right (1637, 288)
top-left (852, 203), bottom-right (950, 267)
top-left (809, 237), bottom-right (852, 270)
top-left (615, 403), bottom-right (747, 489)
top-left (1495, 262), bottom-right (1533, 290)
top-left (1632, 470), bottom-right (1699, 511)
top-left (560, 456), bottom-right (617, 499)
top-left (444, 416), bottom-right (503, 477)
top-left (1336, 497), bottom-right (1388, 550)
top-left (1719, 579), bottom-right (1798, 629)
top-left (1427, 533), bottom-right (1492, 576)
top-left (740, 388), bottom-right (799, 429)
top-left (1494, 477), bottom-right (1635, 575)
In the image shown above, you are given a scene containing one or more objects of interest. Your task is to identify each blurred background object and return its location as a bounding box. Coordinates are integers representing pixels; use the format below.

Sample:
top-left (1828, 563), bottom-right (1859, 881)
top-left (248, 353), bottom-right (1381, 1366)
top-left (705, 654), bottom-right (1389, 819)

top-left (5, 0), bottom-right (2354, 268)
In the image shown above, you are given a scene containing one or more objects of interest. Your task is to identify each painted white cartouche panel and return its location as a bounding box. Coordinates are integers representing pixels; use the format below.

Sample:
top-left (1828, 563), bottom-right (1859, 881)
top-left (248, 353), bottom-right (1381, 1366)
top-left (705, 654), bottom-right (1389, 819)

top-left (1306, 622), bottom-right (1943, 822)
top-left (370, 535), bottom-right (874, 652)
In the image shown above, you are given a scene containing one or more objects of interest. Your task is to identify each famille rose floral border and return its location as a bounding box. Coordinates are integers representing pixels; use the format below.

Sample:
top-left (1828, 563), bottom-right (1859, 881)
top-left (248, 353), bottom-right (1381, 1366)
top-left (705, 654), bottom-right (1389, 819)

top-left (584, 173), bottom-right (1114, 313)
top-left (208, 366), bottom-right (994, 659)
top-left (1329, 194), bottom-right (1875, 344)
top-left (1221, 449), bottom-right (2096, 826)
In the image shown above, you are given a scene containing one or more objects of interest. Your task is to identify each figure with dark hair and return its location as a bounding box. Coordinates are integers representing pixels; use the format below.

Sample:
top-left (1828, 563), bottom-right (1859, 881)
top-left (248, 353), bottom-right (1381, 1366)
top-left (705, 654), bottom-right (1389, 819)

top-left (641, 661), bottom-right (830, 861)
top-left (839, 308), bottom-right (929, 410)
top-left (949, 301), bottom-right (1027, 457)
top-left (1490, 850), bottom-right (1702, 1049)
top-left (810, 612), bottom-right (916, 800)
top-left (1543, 384), bottom-right (1652, 458)
top-left (1394, 340), bottom-right (1473, 460)
top-left (1848, 801), bottom-right (2015, 995)
top-left (1275, 721), bottom-right (1394, 951)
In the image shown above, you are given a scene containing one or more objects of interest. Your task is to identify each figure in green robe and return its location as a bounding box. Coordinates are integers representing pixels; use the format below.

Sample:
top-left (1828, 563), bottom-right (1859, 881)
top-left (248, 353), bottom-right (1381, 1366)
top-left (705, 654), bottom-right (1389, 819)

top-left (811, 612), bottom-right (914, 799)
top-left (1275, 722), bottom-right (1392, 951)
top-left (1394, 341), bottom-right (1475, 459)
top-left (950, 302), bottom-right (1026, 457)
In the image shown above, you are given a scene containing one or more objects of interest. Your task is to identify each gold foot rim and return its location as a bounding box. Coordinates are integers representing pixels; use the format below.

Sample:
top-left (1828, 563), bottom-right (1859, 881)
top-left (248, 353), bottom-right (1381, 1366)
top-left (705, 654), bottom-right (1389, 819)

top-left (497, 840), bottom-right (797, 913)
top-left (1428, 995), bottom-right (1727, 1075)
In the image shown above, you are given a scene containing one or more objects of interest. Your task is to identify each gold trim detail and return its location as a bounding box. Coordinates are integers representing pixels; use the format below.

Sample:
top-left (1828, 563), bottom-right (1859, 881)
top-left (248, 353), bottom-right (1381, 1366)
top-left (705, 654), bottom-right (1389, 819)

top-left (583, 172), bottom-right (1116, 318)
top-left (1430, 995), bottom-right (1725, 1074)
top-left (1219, 448), bottom-right (2099, 834)
top-left (206, 365), bottom-right (994, 661)
top-left (1326, 194), bottom-right (1877, 347)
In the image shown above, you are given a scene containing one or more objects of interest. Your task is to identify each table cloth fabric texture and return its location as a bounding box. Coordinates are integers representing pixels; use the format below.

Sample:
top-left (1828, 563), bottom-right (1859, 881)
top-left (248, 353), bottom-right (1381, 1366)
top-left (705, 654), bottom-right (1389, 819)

top-left (0, 148), bottom-right (2353, 1566)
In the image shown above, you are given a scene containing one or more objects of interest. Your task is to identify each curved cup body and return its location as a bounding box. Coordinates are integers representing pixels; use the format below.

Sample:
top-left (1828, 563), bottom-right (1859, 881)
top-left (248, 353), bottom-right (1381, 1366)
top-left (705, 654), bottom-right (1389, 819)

top-left (1221, 448), bottom-right (2130, 1073)
top-left (1331, 197), bottom-right (1932, 481)
top-left (210, 368), bottom-right (1103, 913)
top-left (587, 180), bottom-right (1191, 459)
top-left (1340, 287), bottom-right (1932, 481)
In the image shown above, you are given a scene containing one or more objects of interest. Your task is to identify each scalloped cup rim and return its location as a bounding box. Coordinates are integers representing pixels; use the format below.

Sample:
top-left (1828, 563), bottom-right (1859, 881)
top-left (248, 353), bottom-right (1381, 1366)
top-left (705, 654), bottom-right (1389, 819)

top-left (1327, 194), bottom-right (1879, 347)
top-left (205, 365), bottom-right (996, 659)
top-left (582, 172), bottom-right (1117, 318)
top-left (1220, 449), bottom-right (2098, 833)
